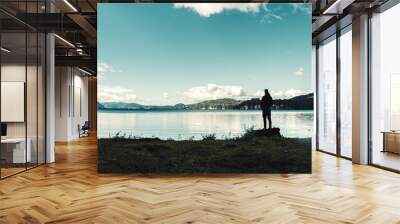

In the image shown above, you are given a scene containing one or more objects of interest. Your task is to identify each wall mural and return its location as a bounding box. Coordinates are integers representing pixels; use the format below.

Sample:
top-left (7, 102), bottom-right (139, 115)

top-left (97, 3), bottom-right (312, 173)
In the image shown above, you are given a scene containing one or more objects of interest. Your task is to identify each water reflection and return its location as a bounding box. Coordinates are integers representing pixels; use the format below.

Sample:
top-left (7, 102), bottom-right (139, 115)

top-left (98, 110), bottom-right (313, 139)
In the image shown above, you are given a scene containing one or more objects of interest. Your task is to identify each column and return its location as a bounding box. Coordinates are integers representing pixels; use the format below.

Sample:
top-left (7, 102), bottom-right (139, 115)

top-left (352, 14), bottom-right (369, 164)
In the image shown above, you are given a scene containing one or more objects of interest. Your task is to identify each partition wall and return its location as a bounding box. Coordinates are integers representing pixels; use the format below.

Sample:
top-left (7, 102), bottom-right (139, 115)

top-left (0, 1), bottom-right (47, 179)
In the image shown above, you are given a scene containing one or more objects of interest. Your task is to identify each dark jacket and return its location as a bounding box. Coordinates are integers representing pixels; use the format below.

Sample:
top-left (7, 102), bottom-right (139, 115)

top-left (260, 94), bottom-right (273, 111)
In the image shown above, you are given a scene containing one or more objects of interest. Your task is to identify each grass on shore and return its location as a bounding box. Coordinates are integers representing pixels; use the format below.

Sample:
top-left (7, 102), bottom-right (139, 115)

top-left (98, 129), bottom-right (311, 174)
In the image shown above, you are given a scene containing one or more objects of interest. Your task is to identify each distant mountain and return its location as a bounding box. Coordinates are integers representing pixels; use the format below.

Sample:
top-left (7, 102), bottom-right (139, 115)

top-left (236, 98), bottom-right (261, 110)
top-left (101, 102), bottom-right (144, 110)
top-left (174, 103), bottom-right (188, 110)
top-left (273, 93), bottom-right (313, 110)
top-left (188, 98), bottom-right (241, 110)
top-left (97, 102), bottom-right (105, 110)
top-left (97, 102), bottom-right (183, 110)
top-left (186, 94), bottom-right (313, 110)
top-left (98, 93), bottom-right (314, 111)
top-left (234, 93), bottom-right (313, 110)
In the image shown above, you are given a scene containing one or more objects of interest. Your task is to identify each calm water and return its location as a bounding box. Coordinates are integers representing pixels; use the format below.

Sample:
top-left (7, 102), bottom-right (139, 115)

top-left (98, 110), bottom-right (314, 139)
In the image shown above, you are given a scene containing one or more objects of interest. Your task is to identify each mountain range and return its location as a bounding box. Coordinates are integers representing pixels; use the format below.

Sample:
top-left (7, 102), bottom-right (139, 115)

top-left (97, 93), bottom-right (313, 111)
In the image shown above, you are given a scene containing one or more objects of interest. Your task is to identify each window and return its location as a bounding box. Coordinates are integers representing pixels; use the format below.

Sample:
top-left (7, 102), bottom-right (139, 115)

top-left (339, 28), bottom-right (352, 158)
top-left (317, 36), bottom-right (337, 154)
top-left (370, 3), bottom-right (400, 171)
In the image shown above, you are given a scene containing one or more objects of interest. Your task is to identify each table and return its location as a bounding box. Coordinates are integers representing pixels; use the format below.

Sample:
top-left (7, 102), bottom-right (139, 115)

top-left (1, 138), bottom-right (31, 163)
top-left (381, 131), bottom-right (400, 154)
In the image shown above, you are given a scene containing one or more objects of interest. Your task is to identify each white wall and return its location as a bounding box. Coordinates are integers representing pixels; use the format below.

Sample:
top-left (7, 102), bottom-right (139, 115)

top-left (1, 65), bottom-right (34, 138)
top-left (55, 66), bottom-right (70, 141)
top-left (1, 63), bottom-right (47, 164)
top-left (55, 67), bottom-right (89, 141)
top-left (71, 72), bottom-right (89, 138)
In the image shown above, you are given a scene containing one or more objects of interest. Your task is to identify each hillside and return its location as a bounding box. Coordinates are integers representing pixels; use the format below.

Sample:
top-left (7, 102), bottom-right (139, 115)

top-left (101, 102), bottom-right (143, 110)
top-left (98, 93), bottom-right (314, 110)
top-left (97, 102), bottom-right (105, 109)
top-left (188, 98), bottom-right (241, 110)
top-left (235, 93), bottom-right (313, 110)
top-left (273, 93), bottom-right (313, 110)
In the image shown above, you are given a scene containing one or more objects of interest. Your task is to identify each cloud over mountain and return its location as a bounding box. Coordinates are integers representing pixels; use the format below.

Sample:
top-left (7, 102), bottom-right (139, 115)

top-left (271, 89), bottom-right (311, 99)
top-left (184, 84), bottom-right (246, 102)
top-left (183, 84), bottom-right (310, 102)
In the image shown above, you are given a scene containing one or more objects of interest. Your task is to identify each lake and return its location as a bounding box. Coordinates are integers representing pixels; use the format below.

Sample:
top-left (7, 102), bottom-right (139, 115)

top-left (98, 110), bottom-right (314, 140)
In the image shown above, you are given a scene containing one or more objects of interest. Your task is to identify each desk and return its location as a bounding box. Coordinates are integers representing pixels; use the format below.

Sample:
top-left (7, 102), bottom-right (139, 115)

top-left (382, 131), bottom-right (400, 154)
top-left (1, 138), bottom-right (31, 163)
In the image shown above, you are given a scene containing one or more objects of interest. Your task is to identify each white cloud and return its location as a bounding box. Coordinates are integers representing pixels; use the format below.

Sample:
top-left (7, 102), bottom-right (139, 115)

top-left (98, 85), bottom-right (137, 103)
top-left (290, 3), bottom-right (311, 14)
top-left (253, 90), bottom-right (265, 97)
top-left (184, 84), bottom-right (246, 102)
top-left (98, 63), bottom-right (111, 73)
top-left (163, 92), bottom-right (169, 99)
top-left (97, 73), bottom-right (105, 81)
top-left (174, 3), bottom-right (262, 17)
top-left (183, 85), bottom-right (310, 102)
top-left (173, 3), bottom-right (287, 23)
top-left (261, 13), bottom-right (282, 23)
top-left (260, 4), bottom-right (282, 23)
top-left (97, 62), bottom-right (123, 81)
top-left (294, 67), bottom-right (305, 76)
top-left (97, 84), bottom-right (311, 104)
top-left (271, 89), bottom-right (311, 100)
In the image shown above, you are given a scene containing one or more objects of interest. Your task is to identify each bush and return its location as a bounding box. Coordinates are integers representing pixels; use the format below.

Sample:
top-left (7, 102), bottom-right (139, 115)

top-left (201, 133), bottom-right (216, 141)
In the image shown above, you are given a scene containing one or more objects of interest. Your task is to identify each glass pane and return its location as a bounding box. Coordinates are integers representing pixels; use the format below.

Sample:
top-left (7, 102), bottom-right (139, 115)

top-left (38, 33), bottom-right (45, 165)
top-left (1, 31), bottom-right (27, 177)
top-left (312, 45), bottom-right (317, 150)
top-left (371, 4), bottom-right (400, 171)
top-left (340, 29), bottom-right (352, 158)
top-left (318, 36), bottom-right (337, 154)
top-left (27, 31), bottom-right (38, 169)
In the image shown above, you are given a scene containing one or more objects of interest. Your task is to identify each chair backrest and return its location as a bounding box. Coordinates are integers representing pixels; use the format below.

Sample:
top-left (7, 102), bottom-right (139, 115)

top-left (83, 121), bottom-right (90, 129)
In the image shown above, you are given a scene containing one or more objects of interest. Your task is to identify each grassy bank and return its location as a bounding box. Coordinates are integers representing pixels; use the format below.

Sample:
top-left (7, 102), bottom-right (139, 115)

top-left (98, 129), bottom-right (311, 174)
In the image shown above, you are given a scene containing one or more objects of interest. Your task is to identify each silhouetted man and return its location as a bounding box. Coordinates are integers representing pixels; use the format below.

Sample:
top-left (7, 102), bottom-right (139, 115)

top-left (260, 89), bottom-right (273, 130)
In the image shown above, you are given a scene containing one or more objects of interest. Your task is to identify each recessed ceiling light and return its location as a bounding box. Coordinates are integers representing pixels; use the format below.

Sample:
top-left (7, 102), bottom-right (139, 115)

top-left (54, 34), bottom-right (75, 48)
top-left (322, 0), bottom-right (354, 15)
top-left (63, 0), bottom-right (78, 12)
top-left (78, 67), bottom-right (92, 76)
top-left (1, 47), bottom-right (11, 53)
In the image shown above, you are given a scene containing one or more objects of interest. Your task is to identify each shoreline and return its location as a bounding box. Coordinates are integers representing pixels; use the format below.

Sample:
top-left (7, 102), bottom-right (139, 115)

top-left (98, 108), bottom-right (314, 113)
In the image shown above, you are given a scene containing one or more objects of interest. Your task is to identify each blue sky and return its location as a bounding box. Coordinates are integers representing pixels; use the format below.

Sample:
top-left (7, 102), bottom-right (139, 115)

top-left (98, 3), bottom-right (311, 105)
